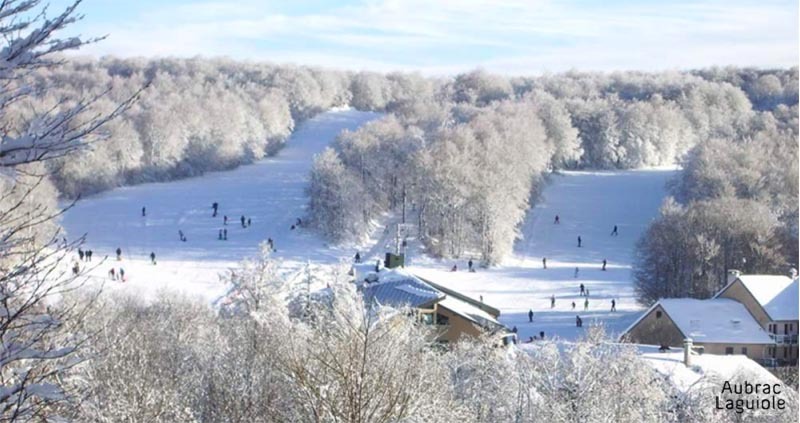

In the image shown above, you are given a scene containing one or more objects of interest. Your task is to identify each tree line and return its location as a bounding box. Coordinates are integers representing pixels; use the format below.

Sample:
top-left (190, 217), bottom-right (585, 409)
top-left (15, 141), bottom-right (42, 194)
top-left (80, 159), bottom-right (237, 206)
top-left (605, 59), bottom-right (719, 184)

top-left (309, 68), bottom-right (798, 265)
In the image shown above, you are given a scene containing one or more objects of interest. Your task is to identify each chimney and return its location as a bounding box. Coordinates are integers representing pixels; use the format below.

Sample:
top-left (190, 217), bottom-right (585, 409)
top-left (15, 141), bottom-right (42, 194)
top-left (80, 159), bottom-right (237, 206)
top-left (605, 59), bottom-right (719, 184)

top-left (727, 269), bottom-right (741, 285)
top-left (683, 338), bottom-right (693, 367)
top-left (790, 268), bottom-right (798, 279)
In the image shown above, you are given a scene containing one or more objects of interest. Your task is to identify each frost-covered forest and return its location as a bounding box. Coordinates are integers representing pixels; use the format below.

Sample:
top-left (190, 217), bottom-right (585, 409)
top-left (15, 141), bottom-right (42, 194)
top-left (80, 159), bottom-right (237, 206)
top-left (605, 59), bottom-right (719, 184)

top-left (308, 68), bottom-right (798, 264)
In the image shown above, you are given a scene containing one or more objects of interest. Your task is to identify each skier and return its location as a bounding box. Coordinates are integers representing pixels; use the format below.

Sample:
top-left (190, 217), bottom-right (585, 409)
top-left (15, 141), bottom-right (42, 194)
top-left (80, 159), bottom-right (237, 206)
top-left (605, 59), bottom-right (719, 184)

top-left (109, 268), bottom-right (115, 280)
top-left (542, 257), bottom-right (547, 269)
top-left (611, 299), bottom-right (616, 312)
top-left (539, 331), bottom-right (545, 340)
top-left (512, 326), bottom-right (518, 334)
top-left (575, 267), bottom-right (579, 278)
top-left (480, 295), bottom-right (484, 303)
top-left (179, 230), bottom-right (185, 242)
top-left (580, 283), bottom-right (585, 296)
top-left (116, 247), bottom-right (122, 261)
top-left (291, 224), bottom-right (296, 230)
top-left (223, 229), bottom-right (228, 240)
top-left (550, 294), bottom-right (555, 309)
top-left (241, 215), bottom-right (246, 227)
top-left (468, 259), bottom-right (474, 272)
top-left (584, 298), bottom-right (589, 311)
top-left (78, 248), bottom-right (84, 261)
top-left (554, 215), bottom-right (560, 224)
top-left (577, 236), bottom-right (582, 248)
top-left (586, 289), bottom-right (590, 297)
top-left (268, 238), bottom-right (274, 251)
top-left (150, 252), bottom-right (156, 265)
top-left (72, 261), bottom-right (79, 276)
top-left (247, 218), bottom-right (251, 227)
top-left (528, 309), bottom-right (534, 323)
top-left (354, 252), bottom-right (361, 263)
top-left (296, 218), bottom-right (302, 226)
top-left (572, 301), bottom-right (576, 310)
top-left (212, 202), bottom-right (219, 217)
top-left (218, 229), bottom-right (223, 240)
top-left (375, 259), bottom-right (381, 272)
top-left (86, 250), bottom-right (93, 262)
top-left (224, 215), bottom-right (228, 225)
top-left (142, 206), bottom-right (146, 217)
top-left (451, 264), bottom-right (458, 272)
top-left (576, 316), bottom-right (583, 328)
top-left (119, 268), bottom-right (125, 282)
top-left (610, 225), bottom-right (618, 236)
top-left (602, 259), bottom-right (607, 271)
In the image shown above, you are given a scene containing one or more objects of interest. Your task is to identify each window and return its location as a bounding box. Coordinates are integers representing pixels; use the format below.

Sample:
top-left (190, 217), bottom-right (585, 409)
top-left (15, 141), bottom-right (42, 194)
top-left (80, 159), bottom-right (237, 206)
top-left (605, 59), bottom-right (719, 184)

top-left (656, 311), bottom-right (662, 319)
top-left (436, 313), bottom-right (449, 326)
top-left (769, 324), bottom-right (774, 333)
top-left (785, 324), bottom-right (790, 334)
top-left (741, 347), bottom-right (747, 355)
top-left (725, 347), bottom-right (734, 355)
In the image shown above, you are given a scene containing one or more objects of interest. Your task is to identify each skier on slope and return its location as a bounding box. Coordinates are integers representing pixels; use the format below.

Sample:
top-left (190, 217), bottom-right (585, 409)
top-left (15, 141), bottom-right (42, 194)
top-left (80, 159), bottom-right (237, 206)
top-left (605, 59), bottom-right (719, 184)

top-left (119, 268), bottom-right (125, 282)
top-left (577, 236), bottom-right (582, 248)
top-left (550, 295), bottom-right (555, 309)
top-left (142, 206), bottom-right (146, 217)
top-left (241, 216), bottom-right (246, 227)
top-left (554, 215), bottom-right (560, 224)
top-left (223, 229), bottom-right (228, 240)
top-left (528, 309), bottom-right (534, 322)
top-left (584, 298), bottom-right (589, 311)
top-left (150, 252), bottom-right (156, 265)
top-left (109, 268), bottom-right (115, 280)
top-left (116, 247), bottom-right (122, 261)
top-left (78, 248), bottom-right (84, 261)
top-left (580, 283), bottom-right (585, 296)
top-left (542, 257), bottom-right (547, 269)
top-left (610, 225), bottom-right (618, 236)
top-left (218, 229), bottom-right (223, 240)
top-left (575, 267), bottom-right (580, 278)
top-left (602, 259), bottom-right (607, 271)
top-left (572, 301), bottom-right (576, 310)
top-left (212, 202), bottom-right (219, 217)
top-left (86, 250), bottom-right (93, 261)
top-left (468, 259), bottom-right (474, 272)
top-left (224, 215), bottom-right (228, 225)
top-left (247, 218), bottom-right (251, 227)
top-left (611, 299), bottom-right (617, 312)
top-left (354, 252), bottom-right (361, 263)
top-left (576, 316), bottom-right (583, 327)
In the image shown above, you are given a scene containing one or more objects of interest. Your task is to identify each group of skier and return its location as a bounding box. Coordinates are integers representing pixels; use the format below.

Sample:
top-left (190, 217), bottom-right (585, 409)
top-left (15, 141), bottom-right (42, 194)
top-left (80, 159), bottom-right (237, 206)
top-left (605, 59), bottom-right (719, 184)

top-left (77, 248), bottom-right (94, 262)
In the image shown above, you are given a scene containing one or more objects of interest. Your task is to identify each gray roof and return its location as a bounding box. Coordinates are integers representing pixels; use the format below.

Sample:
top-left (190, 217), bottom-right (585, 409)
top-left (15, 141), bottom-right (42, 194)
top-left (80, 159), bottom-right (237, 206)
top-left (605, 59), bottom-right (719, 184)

top-left (361, 271), bottom-right (445, 309)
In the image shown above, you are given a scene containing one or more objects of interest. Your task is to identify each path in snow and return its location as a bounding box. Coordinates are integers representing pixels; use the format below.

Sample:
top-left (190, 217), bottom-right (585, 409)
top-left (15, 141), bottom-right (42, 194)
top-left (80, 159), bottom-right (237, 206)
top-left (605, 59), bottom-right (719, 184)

top-left (61, 109), bottom-right (383, 301)
top-left (410, 169), bottom-right (677, 341)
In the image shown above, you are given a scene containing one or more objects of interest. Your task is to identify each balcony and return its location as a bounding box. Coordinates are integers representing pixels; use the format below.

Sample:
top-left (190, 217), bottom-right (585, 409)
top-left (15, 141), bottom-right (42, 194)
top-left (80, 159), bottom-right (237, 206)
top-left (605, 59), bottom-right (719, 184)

top-left (769, 333), bottom-right (798, 345)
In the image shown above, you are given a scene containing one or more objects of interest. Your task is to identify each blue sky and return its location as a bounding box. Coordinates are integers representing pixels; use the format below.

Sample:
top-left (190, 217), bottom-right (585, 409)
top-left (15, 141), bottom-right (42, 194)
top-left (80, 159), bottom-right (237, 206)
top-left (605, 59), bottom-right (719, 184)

top-left (50, 0), bottom-right (798, 75)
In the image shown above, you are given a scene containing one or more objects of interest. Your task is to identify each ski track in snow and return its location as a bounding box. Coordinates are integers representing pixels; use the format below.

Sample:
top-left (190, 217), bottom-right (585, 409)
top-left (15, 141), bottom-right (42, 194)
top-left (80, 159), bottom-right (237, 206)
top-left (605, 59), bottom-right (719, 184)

top-left (409, 168), bottom-right (677, 341)
top-left (61, 108), bottom-right (383, 302)
top-left (62, 107), bottom-right (676, 341)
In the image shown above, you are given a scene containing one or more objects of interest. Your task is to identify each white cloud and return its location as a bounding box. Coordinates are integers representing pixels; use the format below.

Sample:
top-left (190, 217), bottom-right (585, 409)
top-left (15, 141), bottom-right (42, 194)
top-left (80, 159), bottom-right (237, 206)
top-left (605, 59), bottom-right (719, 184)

top-left (69, 0), bottom-right (798, 74)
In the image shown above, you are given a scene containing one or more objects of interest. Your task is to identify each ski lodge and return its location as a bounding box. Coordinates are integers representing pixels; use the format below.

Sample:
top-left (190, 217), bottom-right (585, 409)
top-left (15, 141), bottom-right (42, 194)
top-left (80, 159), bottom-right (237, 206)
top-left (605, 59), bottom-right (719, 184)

top-left (620, 270), bottom-right (798, 367)
top-left (355, 265), bottom-right (511, 344)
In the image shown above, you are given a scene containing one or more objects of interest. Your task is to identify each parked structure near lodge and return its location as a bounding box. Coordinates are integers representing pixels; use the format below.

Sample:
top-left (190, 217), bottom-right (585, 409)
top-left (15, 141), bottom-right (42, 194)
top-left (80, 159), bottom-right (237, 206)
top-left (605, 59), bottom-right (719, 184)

top-left (355, 265), bottom-right (511, 344)
top-left (621, 270), bottom-right (799, 367)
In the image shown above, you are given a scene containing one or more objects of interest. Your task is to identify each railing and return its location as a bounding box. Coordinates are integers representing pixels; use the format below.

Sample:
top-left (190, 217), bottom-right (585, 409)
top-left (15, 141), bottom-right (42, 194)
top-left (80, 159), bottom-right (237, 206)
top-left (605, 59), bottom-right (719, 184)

top-left (769, 334), bottom-right (798, 345)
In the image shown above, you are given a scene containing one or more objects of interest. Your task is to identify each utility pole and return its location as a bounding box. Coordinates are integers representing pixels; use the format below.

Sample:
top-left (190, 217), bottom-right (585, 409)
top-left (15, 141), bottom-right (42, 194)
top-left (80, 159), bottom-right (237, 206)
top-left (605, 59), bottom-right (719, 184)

top-left (402, 184), bottom-right (407, 224)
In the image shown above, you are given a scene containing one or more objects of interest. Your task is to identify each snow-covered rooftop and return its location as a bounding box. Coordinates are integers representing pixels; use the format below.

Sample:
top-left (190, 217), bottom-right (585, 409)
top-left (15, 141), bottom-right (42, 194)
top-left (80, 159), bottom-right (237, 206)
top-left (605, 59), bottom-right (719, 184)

top-left (657, 298), bottom-right (773, 344)
top-left (637, 345), bottom-right (780, 392)
top-left (721, 275), bottom-right (798, 322)
top-left (361, 270), bottom-right (445, 309)
top-left (438, 296), bottom-right (503, 331)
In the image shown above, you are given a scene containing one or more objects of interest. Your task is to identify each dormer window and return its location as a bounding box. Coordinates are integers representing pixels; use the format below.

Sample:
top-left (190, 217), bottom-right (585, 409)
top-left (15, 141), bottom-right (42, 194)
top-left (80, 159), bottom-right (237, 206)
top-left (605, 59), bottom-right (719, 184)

top-left (656, 311), bottom-right (662, 319)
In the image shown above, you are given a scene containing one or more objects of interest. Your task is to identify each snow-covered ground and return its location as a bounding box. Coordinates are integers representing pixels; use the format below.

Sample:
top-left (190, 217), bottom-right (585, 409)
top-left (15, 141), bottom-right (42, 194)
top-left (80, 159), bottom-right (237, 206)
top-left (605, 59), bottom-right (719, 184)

top-left (62, 108), bottom-right (676, 341)
top-left (61, 108), bottom-right (383, 302)
top-left (409, 168), bottom-right (677, 341)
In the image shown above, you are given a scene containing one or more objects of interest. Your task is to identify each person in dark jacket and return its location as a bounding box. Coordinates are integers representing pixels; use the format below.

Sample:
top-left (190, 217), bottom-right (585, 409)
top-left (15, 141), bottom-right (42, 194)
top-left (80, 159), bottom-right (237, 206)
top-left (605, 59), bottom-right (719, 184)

top-left (602, 259), bottom-right (607, 271)
top-left (528, 309), bottom-right (534, 323)
top-left (212, 202), bottom-right (219, 217)
top-left (150, 252), bottom-right (156, 265)
top-left (577, 236), bottom-right (582, 247)
top-left (116, 247), bottom-right (122, 261)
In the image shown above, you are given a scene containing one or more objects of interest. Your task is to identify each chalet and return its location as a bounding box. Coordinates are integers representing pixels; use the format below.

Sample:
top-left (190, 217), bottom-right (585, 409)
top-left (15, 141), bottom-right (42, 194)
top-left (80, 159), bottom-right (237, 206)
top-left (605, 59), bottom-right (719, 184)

top-left (620, 298), bottom-right (774, 363)
top-left (714, 272), bottom-right (798, 366)
top-left (358, 268), bottom-right (509, 343)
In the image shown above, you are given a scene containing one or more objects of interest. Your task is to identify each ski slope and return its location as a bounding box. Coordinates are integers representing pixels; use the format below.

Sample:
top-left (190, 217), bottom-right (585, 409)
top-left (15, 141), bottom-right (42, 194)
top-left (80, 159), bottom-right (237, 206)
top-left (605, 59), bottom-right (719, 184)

top-left (61, 108), bottom-right (383, 301)
top-left (61, 106), bottom-right (675, 340)
top-left (410, 168), bottom-right (677, 341)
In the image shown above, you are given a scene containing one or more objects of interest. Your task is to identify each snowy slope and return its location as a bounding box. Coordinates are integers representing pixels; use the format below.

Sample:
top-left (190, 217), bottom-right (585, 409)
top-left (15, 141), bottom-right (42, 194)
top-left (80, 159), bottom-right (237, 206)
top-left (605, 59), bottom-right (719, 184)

top-left (409, 168), bottom-right (677, 341)
top-left (60, 108), bottom-right (383, 301)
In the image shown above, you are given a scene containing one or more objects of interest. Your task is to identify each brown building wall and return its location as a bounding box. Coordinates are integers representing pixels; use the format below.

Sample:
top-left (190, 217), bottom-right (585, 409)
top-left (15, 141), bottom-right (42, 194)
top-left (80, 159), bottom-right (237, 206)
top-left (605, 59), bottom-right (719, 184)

top-left (430, 305), bottom-right (483, 343)
top-left (624, 305), bottom-right (685, 347)
top-left (700, 343), bottom-right (768, 362)
top-left (717, 280), bottom-right (771, 327)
